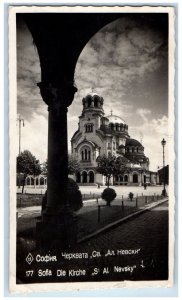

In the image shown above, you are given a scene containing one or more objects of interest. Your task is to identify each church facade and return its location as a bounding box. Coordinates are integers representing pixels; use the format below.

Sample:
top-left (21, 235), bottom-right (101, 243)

top-left (71, 92), bottom-right (157, 186)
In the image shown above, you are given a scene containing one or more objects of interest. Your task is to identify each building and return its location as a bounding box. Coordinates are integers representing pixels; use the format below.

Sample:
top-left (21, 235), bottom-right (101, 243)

top-left (71, 91), bottom-right (157, 186)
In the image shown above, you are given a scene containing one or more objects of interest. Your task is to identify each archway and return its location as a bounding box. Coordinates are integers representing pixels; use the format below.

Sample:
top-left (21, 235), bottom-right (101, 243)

top-left (82, 171), bottom-right (87, 183)
top-left (133, 174), bottom-right (138, 183)
top-left (76, 172), bottom-right (81, 183)
top-left (89, 171), bottom-right (94, 183)
top-left (40, 177), bottom-right (44, 185)
top-left (26, 177), bottom-right (30, 186)
top-left (124, 175), bottom-right (128, 182)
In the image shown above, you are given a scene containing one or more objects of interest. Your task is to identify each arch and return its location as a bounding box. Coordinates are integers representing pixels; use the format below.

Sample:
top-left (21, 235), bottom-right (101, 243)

top-left (82, 171), bottom-right (87, 183)
top-left (119, 175), bottom-right (123, 181)
top-left (40, 177), bottom-right (45, 185)
top-left (115, 175), bottom-right (119, 181)
top-left (76, 172), bottom-right (81, 183)
top-left (36, 178), bottom-right (39, 185)
top-left (124, 175), bottom-right (128, 182)
top-left (81, 150), bottom-right (84, 160)
top-left (27, 177), bottom-right (30, 186)
top-left (133, 173), bottom-right (138, 183)
top-left (81, 145), bottom-right (91, 161)
top-left (30, 177), bottom-right (34, 185)
top-left (94, 96), bottom-right (98, 107)
top-left (89, 171), bottom-right (94, 183)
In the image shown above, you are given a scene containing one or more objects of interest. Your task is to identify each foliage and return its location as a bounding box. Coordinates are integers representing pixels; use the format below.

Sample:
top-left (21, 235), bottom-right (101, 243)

top-left (41, 178), bottom-right (83, 214)
top-left (128, 192), bottom-right (134, 201)
top-left (68, 154), bottom-right (80, 175)
top-left (96, 153), bottom-right (128, 187)
top-left (41, 159), bottom-right (48, 175)
top-left (17, 150), bottom-right (42, 193)
top-left (102, 187), bottom-right (117, 206)
top-left (67, 178), bottom-right (83, 211)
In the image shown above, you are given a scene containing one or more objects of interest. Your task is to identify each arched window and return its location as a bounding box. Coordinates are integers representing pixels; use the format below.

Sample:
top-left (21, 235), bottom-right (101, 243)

top-left (94, 97), bottom-right (98, 107)
top-left (89, 171), bottom-right (94, 183)
top-left (132, 147), bottom-right (135, 153)
top-left (40, 177), bottom-right (44, 185)
top-left (110, 123), bottom-right (114, 130)
top-left (36, 178), bottom-right (39, 185)
top-left (76, 172), bottom-right (81, 183)
top-left (30, 177), bottom-right (34, 185)
top-left (27, 177), bottom-right (30, 185)
top-left (119, 175), bottom-right (123, 182)
top-left (133, 174), bottom-right (138, 183)
top-left (81, 146), bottom-right (91, 161)
top-left (82, 171), bottom-right (87, 183)
top-left (85, 123), bottom-right (93, 132)
top-left (124, 175), bottom-right (128, 182)
top-left (115, 175), bottom-right (119, 182)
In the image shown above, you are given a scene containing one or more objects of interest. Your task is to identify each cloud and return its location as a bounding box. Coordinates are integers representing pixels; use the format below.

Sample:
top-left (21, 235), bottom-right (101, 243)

top-left (18, 112), bottom-right (48, 163)
top-left (136, 108), bottom-right (151, 122)
top-left (129, 115), bottom-right (168, 171)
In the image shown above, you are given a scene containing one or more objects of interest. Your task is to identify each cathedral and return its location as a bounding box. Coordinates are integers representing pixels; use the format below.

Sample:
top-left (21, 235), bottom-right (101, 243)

top-left (71, 92), bottom-right (157, 186)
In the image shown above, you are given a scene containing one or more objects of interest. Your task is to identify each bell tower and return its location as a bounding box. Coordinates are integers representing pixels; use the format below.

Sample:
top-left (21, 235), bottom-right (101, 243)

top-left (79, 91), bottom-right (105, 133)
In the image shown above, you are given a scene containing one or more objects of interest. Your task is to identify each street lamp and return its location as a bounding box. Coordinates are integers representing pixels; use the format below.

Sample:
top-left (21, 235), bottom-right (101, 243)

top-left (161, 138), bottom-right (167, 197)
top-left (17, 114), bottom-right (25, 154)
top-left (17, 114), bottom-right (25, 188)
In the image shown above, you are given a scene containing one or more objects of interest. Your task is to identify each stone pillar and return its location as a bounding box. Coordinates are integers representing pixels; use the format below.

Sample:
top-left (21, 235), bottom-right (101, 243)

top-left (36, 81), bottom-right (77, 249)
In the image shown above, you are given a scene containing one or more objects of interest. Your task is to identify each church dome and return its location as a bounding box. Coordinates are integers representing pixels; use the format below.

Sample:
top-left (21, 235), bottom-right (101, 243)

top-left (82, 91), bottom-right (104, 110)
top-left (106, 114), bottom-right (126, 124)
top-left (125, 138), bottom-right (142, 147)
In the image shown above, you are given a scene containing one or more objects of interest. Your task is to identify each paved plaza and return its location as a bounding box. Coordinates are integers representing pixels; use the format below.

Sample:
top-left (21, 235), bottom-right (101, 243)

top-left (17, 184), bottom-right (168, 198)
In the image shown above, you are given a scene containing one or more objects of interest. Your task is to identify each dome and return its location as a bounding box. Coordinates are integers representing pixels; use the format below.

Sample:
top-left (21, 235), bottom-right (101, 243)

top-left (84, 92), bottom-right (103, 102)
top-left (125, 138), bottom-right (142, 147)
top-left (82, 91), bottom-right (104, 110)
top-left (106, 114), bottom-right (126, 124)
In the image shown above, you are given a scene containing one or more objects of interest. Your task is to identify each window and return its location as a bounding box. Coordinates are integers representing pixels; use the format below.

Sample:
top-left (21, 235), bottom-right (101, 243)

top-left (85, 123), bottom-right (93, 132)
top-left (81, 147), bottom-right (91, 161)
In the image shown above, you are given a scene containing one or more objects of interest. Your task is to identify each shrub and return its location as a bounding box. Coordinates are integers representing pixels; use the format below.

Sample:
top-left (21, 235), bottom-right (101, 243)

top-left (67, 178), bottom-right (83, 211)
top-left (128, 192), bottom-right (134, 201)
top-left (41, 179), bottom-right (83, 214)
top-left (102, 187), bottom-right (117, 206)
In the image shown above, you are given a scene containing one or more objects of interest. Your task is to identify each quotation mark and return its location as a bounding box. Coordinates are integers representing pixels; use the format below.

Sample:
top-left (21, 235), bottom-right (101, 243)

top-left (26, 253), bottom-right (34, 265)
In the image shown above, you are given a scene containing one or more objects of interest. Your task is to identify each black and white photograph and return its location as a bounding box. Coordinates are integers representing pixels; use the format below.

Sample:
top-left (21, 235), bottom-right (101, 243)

top-left (9, 5), bottom-right (175, 293)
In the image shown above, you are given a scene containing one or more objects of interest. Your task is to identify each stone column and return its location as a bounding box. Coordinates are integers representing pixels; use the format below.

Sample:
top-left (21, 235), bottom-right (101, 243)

top-left (36, 81), bottom-right (77, 249)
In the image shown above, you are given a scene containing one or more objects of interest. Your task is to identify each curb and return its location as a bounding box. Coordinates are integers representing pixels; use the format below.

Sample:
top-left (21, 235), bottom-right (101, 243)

top-left (78, 198), bottom-right (168, 244)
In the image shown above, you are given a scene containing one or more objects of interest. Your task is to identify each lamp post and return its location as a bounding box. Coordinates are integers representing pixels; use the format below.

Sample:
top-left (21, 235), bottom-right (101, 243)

top-left (17, 115), bottom-right (25, 188)
top-left (161, 138), bottom-right (167, 197)
top-left (17, 114), bottom-right (25, 154)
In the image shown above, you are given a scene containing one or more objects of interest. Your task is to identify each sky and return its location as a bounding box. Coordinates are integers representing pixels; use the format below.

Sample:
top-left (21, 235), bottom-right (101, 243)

top-left (16, 14), bottom-right (169, 171)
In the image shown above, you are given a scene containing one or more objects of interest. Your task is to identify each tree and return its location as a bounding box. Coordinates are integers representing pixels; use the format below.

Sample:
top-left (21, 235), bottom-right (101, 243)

top-left (96, 153), bottom-right (128, 187)
top-left (17, 150), bottom-right (42, 193)
top-left (68, 154), bottom-right (80, 175)
top-left (41, 159), bottom-right (48, 175)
